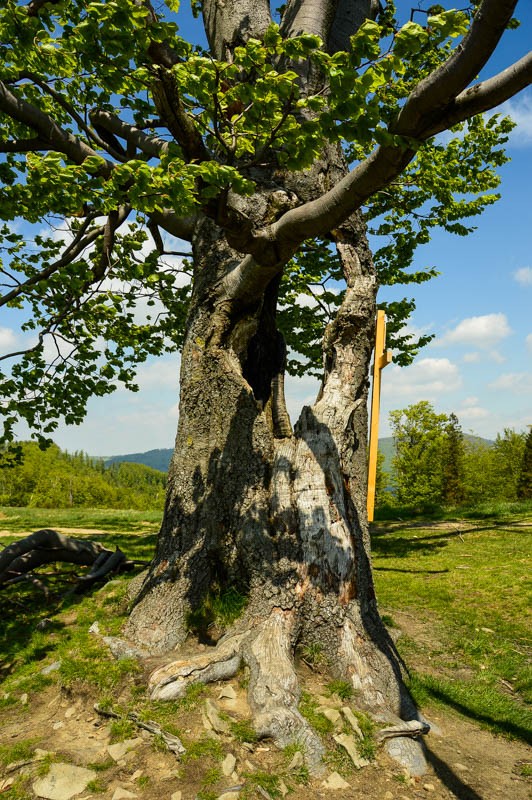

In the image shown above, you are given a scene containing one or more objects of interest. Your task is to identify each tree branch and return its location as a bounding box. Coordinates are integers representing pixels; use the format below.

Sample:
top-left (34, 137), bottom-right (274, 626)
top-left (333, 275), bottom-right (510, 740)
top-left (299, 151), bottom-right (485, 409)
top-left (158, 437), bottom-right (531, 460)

top-left (393, 0), bottom-right (519, 137)
top-left (0, 136), bottom-right (49, 152)
top-left (423, 52), bottom-right (532, 137)
top-left (89, 109), bottom-right (171, 159)
top-left (0, 80), bottom-right (113, 175)
top-left (150, 70), bottom-right (210, 163)
top-left (14, 72), bottom-right (128, 162)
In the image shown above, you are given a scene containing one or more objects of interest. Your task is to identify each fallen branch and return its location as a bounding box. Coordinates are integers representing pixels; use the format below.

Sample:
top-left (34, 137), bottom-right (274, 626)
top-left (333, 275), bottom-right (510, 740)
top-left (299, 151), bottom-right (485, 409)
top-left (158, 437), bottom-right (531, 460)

top-left (93, 703), bottom-right (186, 755)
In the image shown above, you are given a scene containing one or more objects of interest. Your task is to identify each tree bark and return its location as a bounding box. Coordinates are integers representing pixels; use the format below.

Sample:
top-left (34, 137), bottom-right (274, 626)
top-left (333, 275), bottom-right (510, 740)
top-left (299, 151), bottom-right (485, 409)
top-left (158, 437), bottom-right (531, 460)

top-left (124, 177), bottom-right (420, 768)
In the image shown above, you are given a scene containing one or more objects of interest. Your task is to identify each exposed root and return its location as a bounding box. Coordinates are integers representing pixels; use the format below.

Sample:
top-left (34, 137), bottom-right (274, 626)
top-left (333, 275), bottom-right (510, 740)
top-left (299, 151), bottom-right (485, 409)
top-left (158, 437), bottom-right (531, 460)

top-left (147, 608), bottom-right (325, 772)
top-left (149, 633), bottom-right (246, 701)
top-left (139, 606), bottom-right (429, 776)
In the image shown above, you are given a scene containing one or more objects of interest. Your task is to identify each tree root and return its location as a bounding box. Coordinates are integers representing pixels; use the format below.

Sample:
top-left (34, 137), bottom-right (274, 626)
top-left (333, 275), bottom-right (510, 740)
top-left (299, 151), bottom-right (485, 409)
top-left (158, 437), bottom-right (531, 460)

top-left (143, 606), bottom-right (431, 776)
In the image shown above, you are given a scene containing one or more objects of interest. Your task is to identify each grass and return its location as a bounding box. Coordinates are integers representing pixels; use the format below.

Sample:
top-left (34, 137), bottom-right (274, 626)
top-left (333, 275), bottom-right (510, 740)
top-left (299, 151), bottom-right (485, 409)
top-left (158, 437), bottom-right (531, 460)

top-left (0, 506), bottom-right (162, 534)
top-left (372, 505), bottom-right (532, 742)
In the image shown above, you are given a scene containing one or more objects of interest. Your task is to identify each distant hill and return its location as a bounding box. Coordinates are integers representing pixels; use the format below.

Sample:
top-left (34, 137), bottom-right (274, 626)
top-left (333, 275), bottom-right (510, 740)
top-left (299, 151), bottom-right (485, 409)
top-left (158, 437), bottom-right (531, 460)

top-left (106, 448), bottom-right (173, 472)
top-left (106, 434), bottom-right (494, 475)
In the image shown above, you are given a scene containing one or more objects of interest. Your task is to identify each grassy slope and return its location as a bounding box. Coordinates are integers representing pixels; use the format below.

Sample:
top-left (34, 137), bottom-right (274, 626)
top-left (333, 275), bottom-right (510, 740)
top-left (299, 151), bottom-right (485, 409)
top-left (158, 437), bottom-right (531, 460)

top-left (371, 504), bottom-right (531, 742)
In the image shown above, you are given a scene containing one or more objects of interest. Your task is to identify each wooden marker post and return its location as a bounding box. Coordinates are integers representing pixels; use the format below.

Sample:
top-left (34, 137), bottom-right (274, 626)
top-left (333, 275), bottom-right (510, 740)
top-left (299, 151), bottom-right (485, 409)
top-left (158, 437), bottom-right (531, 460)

top-left (367, 310), bottom-right (393, 522)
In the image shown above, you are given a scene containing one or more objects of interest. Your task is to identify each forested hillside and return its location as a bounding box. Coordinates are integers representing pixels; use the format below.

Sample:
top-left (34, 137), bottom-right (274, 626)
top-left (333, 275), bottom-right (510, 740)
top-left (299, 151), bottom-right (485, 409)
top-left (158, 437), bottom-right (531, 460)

top-left (0, 443), bottom-right (166, 509)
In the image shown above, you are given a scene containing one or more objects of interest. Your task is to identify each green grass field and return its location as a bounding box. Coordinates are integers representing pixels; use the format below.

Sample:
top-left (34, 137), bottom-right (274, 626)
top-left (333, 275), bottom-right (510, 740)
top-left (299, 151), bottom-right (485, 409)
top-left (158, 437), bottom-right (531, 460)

top-left (1, 504), bottom-right (530, 746)
top-left (372, 506), bottom-right (531, 743)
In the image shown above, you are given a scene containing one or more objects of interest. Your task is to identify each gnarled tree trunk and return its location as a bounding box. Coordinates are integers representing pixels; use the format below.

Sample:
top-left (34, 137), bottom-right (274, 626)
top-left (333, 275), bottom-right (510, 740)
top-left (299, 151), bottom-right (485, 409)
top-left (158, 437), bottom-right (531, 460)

top-left (124, 192), bottom-right (420, 769)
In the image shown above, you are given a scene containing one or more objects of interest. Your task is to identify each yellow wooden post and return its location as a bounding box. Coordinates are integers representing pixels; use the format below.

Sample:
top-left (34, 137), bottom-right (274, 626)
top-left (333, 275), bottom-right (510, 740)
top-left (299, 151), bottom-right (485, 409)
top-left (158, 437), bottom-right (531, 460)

top-left (367, 310), bottom-right (392, 522)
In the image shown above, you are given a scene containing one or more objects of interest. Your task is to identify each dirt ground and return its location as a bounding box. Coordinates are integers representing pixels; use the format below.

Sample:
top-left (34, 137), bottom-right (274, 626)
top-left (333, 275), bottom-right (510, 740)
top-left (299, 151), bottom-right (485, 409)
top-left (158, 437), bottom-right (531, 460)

top-left (1, 651), bottom-right (530, 800)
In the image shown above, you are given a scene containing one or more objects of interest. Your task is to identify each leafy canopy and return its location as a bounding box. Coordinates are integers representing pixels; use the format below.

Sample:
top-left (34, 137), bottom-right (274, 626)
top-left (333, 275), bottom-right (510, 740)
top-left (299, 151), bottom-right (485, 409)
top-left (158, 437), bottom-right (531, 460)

top-left (0, 0), bottom-right (515, 446)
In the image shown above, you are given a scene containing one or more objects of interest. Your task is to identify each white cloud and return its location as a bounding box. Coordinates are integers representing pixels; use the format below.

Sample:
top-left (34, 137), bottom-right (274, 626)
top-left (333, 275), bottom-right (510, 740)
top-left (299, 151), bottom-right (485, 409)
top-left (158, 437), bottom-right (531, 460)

top-left (0, 326), bottom-right (17, 351)
top-left (459, 405), bottom-right (490, 421)
top-left (499, 93), bottom-right (532, 147)
top-left (513, 267), bottom-right (532, 286)
top-left (135, 355), bottom-right (180, 391)
top-left (489, 372), bottom-right (532, 395)
top-left (439, 313), bottom-right (511, 348)
top-left (385, 357), bottom-right (462, 399)
top-left (526, 334), bottom-right (532, 354)
top-left (463, 351), bottom-right (481, 363)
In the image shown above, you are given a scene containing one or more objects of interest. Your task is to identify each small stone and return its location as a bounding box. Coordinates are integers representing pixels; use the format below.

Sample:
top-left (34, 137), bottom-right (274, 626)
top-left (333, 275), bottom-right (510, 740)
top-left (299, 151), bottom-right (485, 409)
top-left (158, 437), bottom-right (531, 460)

top-left (111, 789), bottom-right (138, 800)
top-left (454, 763), bottom-right (469, 772)
top-left (287, 751), bottom-right (304, 770)
top-left (32, 763), bottom-right (97, 800)
top-left (384, 793), bottom-right (394, 800)
top-left (218, 792), bottom-right (240, 800)
top-left (20, 693), bottom-right (28, 705)
top-left (130, 770), bottom-right (143, 781)
top-left (64, 706), bottom-right (77, 718)
top-left (278, 781), bottom-right (289, 797)
top-left (52, 722), bottom-right (64, 731)
top-left (219, 685), bottom-right (237, 700)
top-left (322, 772), bottom-right (350, 790)
top-left (41, 661), bottom-right (61, 675)
top-left (88, 621), bottom-right (100, 634)
top-left (333, 733), bottom-right (370, 769)
top-left (0, 779), bottom-right (13, 792)
top-left (244, 760), bottom-right (255, 770)
top-left (222, 753), bottom-right (237, 777)
top-left (423, 783), bottom-right (436, 792)
top-left (317, 707), bottom-right (342, 726)
top-left (171, 792), bottom-right (182, 800)
top-left (241, 743), bottom-right (254, 752)
top-left (107, 738), bottom-right (143, 762)
top-left (35, 749), bottom-right (53, 760)
top-left (205, 699), bottom-right (230, 733)
top-left (341, 707), bottom-right (363, 738)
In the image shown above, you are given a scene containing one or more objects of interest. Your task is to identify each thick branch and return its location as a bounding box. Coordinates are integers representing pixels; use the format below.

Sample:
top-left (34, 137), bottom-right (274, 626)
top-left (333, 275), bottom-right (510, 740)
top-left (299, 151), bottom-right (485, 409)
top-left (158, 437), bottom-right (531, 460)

top-left (151, 70), bottom-right (209, 163)
top-left (423, 51), bottom-right (532, 137)
top-left (89, 109), bottom-right (171, 159)
top-left (0, 81), bottom-right (113, 174)
top-left (394, 0), bottom-right (519, 136)
top-left (280, 0), bottom-right (339, 41)
top-left (202, 0), bottom-right (272, 60)
top-left (0, 136), bottom-right (49, 152)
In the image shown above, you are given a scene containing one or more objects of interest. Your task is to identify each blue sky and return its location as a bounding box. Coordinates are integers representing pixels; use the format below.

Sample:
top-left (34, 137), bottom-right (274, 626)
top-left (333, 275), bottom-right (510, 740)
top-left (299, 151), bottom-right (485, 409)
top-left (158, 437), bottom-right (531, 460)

top-left (1, 2), bottom-right (530, 455)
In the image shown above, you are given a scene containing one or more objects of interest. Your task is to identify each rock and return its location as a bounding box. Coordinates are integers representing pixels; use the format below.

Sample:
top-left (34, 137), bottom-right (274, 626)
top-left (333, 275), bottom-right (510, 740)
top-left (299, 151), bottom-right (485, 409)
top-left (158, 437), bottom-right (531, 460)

top-left (385, 737), bottom-right (427, 777)
top-left (322, 772), bottom-right (350, 790)
top-left (130, 770), bottom-right (143, 781)
top-left (423, 783), bottom-right (436, 792)
top-left (65, 706), bottom-right (77, 718)
top-left (278, 780), bottom-right (288, 797)
top-left (333, 734), bottom-right (370, 769)
top-left (454, 762), bottom-right (469, 772)
top-left (219, 685), bottom-right (237, 700)
top-left (20, 693), bottom-right (28, 705)
top-left (341, 707), bottom-right (363, 738)
top-left (171, 792), bottom-right (182, 800)
top-left (32, 763), bottom-right (97, 800)
top-left (102, 637), bottom-right (148, 661)
top-left (88, 621), bottom-right (100, 634)
top-left (205, 699), bottom-right (230, 733)
top-left (52, 722), bottom-right (64, 730)
top-left (107, 738), bottom-right (143, 762)
top-left (111, 790), bottom-right (138, 800)
top-left (222, 753), bottom-right (237, 776)
top-left (41, 661), bottom-right (61, 675)
top-left (287, 751), bottom-right (304, 770)
top-left (218, 792), bottom-right (240, 800)
top-left (317, 707), bottom-right (342, 726)
top-left (35, 750), bottom-right (53, 760)
top-left (384, 792), bottom-right (394, 800)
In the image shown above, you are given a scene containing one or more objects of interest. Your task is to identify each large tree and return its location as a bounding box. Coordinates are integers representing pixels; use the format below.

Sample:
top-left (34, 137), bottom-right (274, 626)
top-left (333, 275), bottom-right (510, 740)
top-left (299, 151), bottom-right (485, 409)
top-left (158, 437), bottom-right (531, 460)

top-left (1, 0), bottom-right (530, 772)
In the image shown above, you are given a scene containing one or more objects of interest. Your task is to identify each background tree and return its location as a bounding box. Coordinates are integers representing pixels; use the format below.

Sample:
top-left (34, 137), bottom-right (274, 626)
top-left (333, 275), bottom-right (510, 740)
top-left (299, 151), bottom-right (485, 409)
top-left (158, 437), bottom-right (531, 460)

top-left (441, 412), bottom-right (466, 506)
top-left (389, 401), bottom-right (448, 509)
top-left (517, 427), bottom-right (532, 499)
top-left (1, 0), bottom-right (530, 771)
